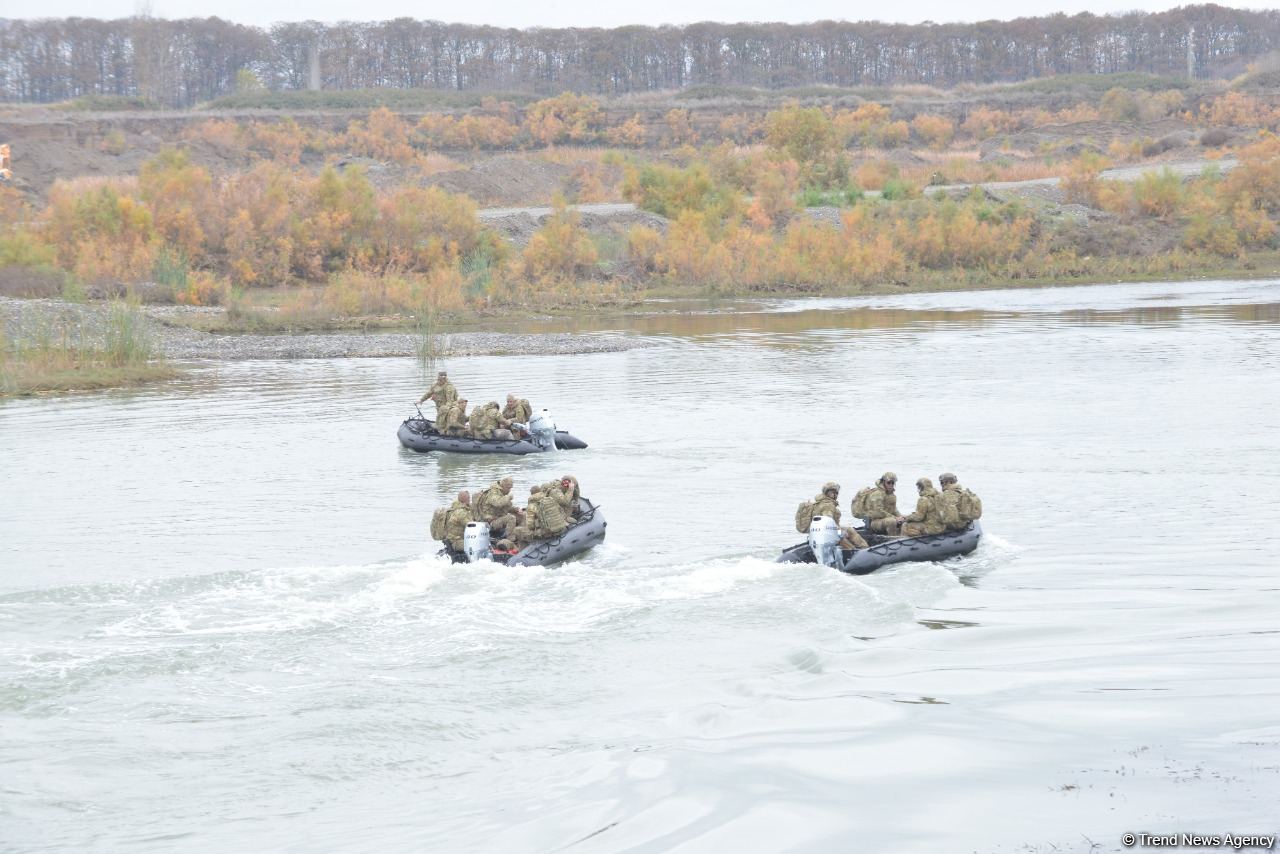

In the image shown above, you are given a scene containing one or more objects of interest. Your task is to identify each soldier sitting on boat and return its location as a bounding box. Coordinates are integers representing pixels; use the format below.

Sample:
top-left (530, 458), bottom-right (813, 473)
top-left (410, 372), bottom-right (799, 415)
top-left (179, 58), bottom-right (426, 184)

top-left (796, 482), bottom-right (868, 550)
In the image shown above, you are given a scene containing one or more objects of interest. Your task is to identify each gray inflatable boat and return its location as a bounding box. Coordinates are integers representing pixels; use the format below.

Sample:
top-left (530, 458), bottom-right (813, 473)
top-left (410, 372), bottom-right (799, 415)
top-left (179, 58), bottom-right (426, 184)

top-left (398, 415), bottom-right (588, 455)
top-left (777, 517), bottom-right (982, 575)
top-left (439, 498), bottom-right (607, 567)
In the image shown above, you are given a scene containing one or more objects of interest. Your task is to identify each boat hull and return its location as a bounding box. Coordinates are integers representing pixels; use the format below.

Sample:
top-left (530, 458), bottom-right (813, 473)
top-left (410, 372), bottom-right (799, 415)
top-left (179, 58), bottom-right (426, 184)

top-left (398, 418), bottom-right (587, 455)
top-left (777, 522), bottom-right (983, 575)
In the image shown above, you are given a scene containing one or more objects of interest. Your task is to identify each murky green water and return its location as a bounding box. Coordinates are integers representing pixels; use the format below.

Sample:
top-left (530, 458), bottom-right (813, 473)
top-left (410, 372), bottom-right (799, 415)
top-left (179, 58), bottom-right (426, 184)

top-left (3, 279), bottom-right (1279, 851)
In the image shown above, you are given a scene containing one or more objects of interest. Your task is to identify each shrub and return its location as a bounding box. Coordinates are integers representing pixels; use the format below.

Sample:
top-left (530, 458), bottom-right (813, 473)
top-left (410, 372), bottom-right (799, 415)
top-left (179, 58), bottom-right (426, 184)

top-left (524, 93), bottom-right (605, 146)
top-left (520, 202), bottom-right (599, 284)
top-left (911, 114), bottom-right (955, 149)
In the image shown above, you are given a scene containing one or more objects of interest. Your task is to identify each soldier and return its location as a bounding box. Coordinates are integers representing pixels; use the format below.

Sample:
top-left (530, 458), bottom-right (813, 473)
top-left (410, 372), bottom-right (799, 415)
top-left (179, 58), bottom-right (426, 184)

top-left (857, 472), bottom-right (903, 536)
top-left (510, 485), bottom-right (544, 547)
top-left (442, 490), bottom-right (475, 552)
top-left (811, 482), bottom-right (869, 550)
top-left (532, 484), bottom-right (571, 540)
top-left (469, 402), bottom-right (501, 439)
top-left (900, 477), bottom-right (946, 537)
top-left (434, 399), bottom-right (459, 435)
top-left (503, 394), bottom-right (532, 424)
top-left (417, 371), bottom-right (457, 418)
top-left (554, 474), bottom-right (581, 518)
top-left (476, 477), bottom-right (518, 539)
top-left (442, 399), bottom-right (470, 436)
top-left (937, 472), bottom-right (964, 531)
top-left (938, 472), bottom-right (981, 530)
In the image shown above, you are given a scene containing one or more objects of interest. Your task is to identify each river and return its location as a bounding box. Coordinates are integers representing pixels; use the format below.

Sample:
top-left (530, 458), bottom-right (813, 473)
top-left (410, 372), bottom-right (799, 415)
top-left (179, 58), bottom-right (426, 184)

top-left (2, 279), bottom-right (1279, 852)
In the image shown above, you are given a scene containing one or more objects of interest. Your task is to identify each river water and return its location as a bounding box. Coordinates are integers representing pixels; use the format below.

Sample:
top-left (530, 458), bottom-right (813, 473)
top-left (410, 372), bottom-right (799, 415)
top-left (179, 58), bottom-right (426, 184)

top-left (2, 279), bottom-right (1279, 852)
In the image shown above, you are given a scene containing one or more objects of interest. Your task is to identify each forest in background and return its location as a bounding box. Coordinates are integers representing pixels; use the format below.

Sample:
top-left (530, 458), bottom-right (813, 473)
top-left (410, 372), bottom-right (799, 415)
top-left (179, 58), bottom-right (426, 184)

top-left (3, 6), bottom-right (1280, 106)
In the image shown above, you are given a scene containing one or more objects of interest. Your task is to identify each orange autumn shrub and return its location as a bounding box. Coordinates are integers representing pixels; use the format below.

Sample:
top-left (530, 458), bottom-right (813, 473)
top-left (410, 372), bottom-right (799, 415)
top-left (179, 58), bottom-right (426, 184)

top-left (911, 114), bottom-right (955, 150)
top-left (45, 178), bottom-right (158, 282)
top-left (523, 93), bottom-right (605, 146)
top-left (519, 202), bottom-right (598, 284)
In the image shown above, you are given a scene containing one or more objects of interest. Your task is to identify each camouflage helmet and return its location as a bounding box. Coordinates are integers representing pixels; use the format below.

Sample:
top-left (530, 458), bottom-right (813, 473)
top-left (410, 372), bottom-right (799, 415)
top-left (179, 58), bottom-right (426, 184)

top-left (437, 370), bottom-right (448, 378)
top-left (822, 481), bottom-right (840, 495)
top-left (499, 476), bottom-right (513, 490)
top-left (939, 472), bottom-right (957, 485)
top-left (880, 471), bottom-right (898, 484)
top-left (915, 477), bottom-right (933, 490)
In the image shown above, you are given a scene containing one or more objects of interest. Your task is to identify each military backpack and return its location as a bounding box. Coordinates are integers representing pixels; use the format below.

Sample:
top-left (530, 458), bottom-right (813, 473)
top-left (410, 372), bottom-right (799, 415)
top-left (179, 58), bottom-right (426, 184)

top-left (794, 500), bottom-right (817, 534)
top-left (957, 488), bottom-right (983, 523)
top-left (850, 486), bottom-right (874, 519)
top-left (430, 506), bottom-right (449, 541)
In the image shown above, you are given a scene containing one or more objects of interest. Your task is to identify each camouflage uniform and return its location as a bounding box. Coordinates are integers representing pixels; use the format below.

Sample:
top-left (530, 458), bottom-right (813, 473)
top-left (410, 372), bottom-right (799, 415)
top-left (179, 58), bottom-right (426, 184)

top-left (861, 473), bottom-right (902, 536)
top-left (555, 475), bottom-right (581, 518)
top-left (442, 400), bottom-right (470, 436)
top-left (503, 397), bottom-right (532, 424)
top-left (469, 403), bottom-right (500, 439)
top-left (418, 376), bottom-right (458, 418)
top-left (511, 486), bottom-right (544, 546)
top-left (938, 479), bottom-right (966, 532)
top-left (532, 489), bottom-right (570, 539)
top-left (442, 498), bottom-right (475, 551)
top-left (901, 479), bottom-right (946, 537)
top-left (813, 484), bottom-right (869, 550)
top-left (476, 478), bottom-right (517, 537)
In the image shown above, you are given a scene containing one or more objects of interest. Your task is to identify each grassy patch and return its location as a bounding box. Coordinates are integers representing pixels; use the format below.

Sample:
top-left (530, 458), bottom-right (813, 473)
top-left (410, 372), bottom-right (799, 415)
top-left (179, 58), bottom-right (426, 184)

top-left (1006, 72), bottom-right (1188, 94)
top-left (1, 301), bottom-right (177, 396)
top-left (53, 95), bottom-right (160, 111)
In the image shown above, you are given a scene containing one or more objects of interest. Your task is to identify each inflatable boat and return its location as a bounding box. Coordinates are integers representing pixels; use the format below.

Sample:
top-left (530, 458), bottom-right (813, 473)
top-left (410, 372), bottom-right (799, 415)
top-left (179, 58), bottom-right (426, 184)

top-left (777, 515), bottom-right (982, 575)
top-left (439, 498), bottom-right (606, 567)
top-left (398, 410), bottom-right (587, 455)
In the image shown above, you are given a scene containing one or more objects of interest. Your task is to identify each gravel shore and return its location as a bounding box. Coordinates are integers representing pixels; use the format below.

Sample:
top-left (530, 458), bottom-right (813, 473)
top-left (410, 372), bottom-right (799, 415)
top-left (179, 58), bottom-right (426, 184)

top-left (1, 297), bottom-right (651, 361)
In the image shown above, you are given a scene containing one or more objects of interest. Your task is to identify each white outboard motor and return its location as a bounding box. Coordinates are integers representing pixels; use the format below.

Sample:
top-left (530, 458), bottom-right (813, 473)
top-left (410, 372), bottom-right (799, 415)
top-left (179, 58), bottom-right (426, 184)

top-left (808, 516), bottom-right (843, 569)
top-left (527, 409), bottom-right (557, 451)
top-left (463, 521), bottom-right (492, 563)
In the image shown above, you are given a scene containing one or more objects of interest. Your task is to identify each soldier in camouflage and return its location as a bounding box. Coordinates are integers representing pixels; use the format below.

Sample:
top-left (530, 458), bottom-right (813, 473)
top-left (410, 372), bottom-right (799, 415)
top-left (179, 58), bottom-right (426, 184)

top-left (937, 472), bottom-right (966, 532)
top-left (442, 490), bottom-right (475, 552)
top-left (476, 477), bottom-right (518, 540)
top-left (468, 402), bottom-right (501, 439)
top-left (811, 482), bottom-right (869, 550)
top-left (510, 486), bottom-right (544, 547)
top-left (900, 477), bottom-right (946, 537)
top-left (861, 472), bottom-right (903, 536)
top-left (503, 394), bottom-right (532, 424)
top-left (555, 474), bottom-right (581, 518)
top-left (438, 398), bottom-right (469, 436)
top-left (417, 371), bottom-right (458, 418)
top-left (531, 485), bottom-right (570, 539)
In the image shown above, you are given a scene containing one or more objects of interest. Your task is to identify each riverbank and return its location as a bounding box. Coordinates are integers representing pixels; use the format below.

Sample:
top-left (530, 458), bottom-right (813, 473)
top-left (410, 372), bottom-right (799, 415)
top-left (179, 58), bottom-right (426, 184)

top-left (0, 295), bottom-right (655, 396)
top-left (5, 259), bottom-right (1280, 396)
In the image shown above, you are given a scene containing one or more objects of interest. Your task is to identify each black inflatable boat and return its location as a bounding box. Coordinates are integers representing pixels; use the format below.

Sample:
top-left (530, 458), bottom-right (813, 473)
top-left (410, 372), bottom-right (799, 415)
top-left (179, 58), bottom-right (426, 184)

top-left (777, 520), bottom-right (983, 575)
top-left (398, 416), bottom-right (588, 455)
top-left (439, 498), bottom-right (607, 567)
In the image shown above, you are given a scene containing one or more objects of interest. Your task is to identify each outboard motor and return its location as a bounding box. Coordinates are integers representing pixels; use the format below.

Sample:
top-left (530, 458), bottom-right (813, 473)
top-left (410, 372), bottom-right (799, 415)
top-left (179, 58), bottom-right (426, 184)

top-left (807, 516), bottom-right (843, 569)
top-left (463, 521), bottom-right (492, 563)
top-left (527, 409), bottom-right (557, 451)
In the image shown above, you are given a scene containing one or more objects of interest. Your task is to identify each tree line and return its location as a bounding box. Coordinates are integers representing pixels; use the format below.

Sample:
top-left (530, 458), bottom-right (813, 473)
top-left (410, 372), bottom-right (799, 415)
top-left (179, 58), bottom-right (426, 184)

top-left (2, 5), bottom-right (1279, 107)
